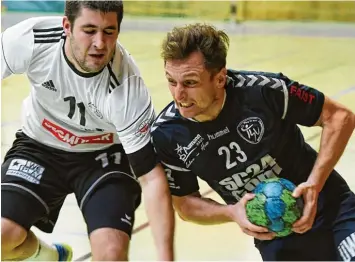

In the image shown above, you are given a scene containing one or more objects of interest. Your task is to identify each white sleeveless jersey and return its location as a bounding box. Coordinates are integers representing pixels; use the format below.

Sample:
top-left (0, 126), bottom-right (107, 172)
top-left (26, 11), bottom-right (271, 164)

top-left (1, 16), bottom-right (155, 154)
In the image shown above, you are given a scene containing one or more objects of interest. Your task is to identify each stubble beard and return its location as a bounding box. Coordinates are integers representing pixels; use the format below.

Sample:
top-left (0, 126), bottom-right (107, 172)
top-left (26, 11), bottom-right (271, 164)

top-left (69, 37), bottom-right (109, 73)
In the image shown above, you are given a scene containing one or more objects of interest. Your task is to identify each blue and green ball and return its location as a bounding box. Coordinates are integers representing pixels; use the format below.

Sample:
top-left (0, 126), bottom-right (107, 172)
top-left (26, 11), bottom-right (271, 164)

top-left (246, 178), bottom-right (304, 237)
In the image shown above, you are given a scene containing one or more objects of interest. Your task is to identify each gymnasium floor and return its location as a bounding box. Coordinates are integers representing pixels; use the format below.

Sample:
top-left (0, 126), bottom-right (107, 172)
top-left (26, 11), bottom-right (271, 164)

top-left (1, 17), bottom-right (355, 260)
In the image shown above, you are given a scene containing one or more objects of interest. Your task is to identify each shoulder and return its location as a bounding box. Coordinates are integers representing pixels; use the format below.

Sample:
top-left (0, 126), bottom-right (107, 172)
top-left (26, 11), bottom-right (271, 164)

top-left (109, 74), bottom-right (150, 107)
top-left (107, 73), bottom-right (153, 131)
top-left (30, 16), bottom-right (63, 32)
top-left (106, 43), bottom-right (152, 126)
top-left (30, 17), bottom-right (65, 65)
top-left (31, 16), bottom-right (65, 45)
top-left (3, 16), bottom-right (63, 44)
top-left (108, 42), bottom-right (149, 102)
top-left (226, 69), bottom-right (292, 108)
top-left (104, 42), bottom-right (143, 96)
top-left (151, 102), bottom-right (180, 132)
top-left (227, 69), bottom-right (290, 91)
top-left (2, 16), bottom-right (63, 74)
top-left (119, 43), bottom-right (141, 76)
top-left (151, 102), bottom-right (188, 151)
top-left (108, 41), bottom-right (141, 80)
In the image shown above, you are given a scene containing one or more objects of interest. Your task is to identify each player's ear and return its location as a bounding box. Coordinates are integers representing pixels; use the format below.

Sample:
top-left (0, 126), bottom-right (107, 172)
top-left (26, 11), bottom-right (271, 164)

top-left (62, 16), bottom-right (72, 36)
top-left (217, 68), bottom-right (227, 89)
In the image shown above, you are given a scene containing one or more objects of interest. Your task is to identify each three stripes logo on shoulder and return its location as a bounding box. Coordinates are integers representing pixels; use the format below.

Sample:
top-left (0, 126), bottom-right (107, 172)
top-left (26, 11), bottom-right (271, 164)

top-left (33, 27), bottom-right (65, 44)
top-left (42, 80), bottom-right (57, 92)
top-left (6, 159), bottom-right (45, 184)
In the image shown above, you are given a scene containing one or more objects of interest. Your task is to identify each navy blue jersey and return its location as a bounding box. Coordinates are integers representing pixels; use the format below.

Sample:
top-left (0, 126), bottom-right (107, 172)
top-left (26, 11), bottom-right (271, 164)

top-left (151, 69), bottom-right (327, 204)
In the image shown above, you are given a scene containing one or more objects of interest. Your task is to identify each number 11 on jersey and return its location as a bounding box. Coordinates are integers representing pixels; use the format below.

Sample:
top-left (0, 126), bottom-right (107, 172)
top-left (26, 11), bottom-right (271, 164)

top-left (64, 96), bottom-right (86, 126)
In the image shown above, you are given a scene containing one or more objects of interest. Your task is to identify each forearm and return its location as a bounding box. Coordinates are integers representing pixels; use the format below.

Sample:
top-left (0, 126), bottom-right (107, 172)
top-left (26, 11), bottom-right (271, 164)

top-left (176, 195), bottom-right (234, 225)
top-left (308, 110), bottom-right (355, 191)
top-left (139, 164), bottom-right (175, 260)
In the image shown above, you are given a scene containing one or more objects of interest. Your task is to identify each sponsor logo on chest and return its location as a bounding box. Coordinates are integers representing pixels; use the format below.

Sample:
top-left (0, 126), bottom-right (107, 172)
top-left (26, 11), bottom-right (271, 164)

top-left (175, 134), bottom-right (209, 168)
top-left (42, 119), bottom-right (114, 146)
top-left (207, 126), bottom-right (230, 140)
top-left (218, 154), bottom-right (282, 200)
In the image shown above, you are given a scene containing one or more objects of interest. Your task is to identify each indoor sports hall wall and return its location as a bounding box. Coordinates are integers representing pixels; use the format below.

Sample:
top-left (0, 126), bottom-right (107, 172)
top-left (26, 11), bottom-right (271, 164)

top-left (123, 1), bottom-right (355, 22)
top-left (2, 1), bottom-right (64, 13)
top-left (2, 1), bottom-right (355, 22)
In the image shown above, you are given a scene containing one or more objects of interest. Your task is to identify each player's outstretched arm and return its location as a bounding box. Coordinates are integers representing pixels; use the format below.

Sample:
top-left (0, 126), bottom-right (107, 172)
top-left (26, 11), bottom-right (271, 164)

top-left (138, 163), bottom-right (175, 261)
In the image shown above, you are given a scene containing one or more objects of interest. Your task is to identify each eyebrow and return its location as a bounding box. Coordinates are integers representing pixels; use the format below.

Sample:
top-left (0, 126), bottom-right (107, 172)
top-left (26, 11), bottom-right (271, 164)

top-left (81, 24), bottom-right (117, 30)
top-left (183, 73), bottom-right (200, 77)
top-left (165, 72), bottom-right (199, 78)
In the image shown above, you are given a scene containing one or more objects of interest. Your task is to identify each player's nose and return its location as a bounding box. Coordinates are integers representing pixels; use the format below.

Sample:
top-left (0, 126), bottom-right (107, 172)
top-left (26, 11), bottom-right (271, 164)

top-left (93, 32), bottom-right (106, 50)
top-left (174, 83), bottom-right (186, 101)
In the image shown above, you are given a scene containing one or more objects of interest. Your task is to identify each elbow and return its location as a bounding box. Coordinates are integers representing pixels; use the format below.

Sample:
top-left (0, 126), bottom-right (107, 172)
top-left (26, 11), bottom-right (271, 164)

top-left (343, 110), bottom-right (355, 132)
top-left (331, 109), bottom-right (355, 132)
top-left (138, 164), bottom-right (166, 188)
top-left (173, 204), bottom-right (190, 222)
top-left (172, 193), bottom-right (201, 223)
top-left (172, 199), bottom-right (195, 222)
top-left (351, 112), bottom-right (355, 131)
top-left (177, 211), bottom-right (189, 221)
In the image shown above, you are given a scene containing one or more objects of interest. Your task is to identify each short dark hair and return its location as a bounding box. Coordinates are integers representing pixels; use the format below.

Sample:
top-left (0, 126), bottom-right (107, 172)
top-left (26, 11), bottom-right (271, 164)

top-left (65, 0), bottom-right (124, 32)
top-left (161, 23), bottom-right (229, 75)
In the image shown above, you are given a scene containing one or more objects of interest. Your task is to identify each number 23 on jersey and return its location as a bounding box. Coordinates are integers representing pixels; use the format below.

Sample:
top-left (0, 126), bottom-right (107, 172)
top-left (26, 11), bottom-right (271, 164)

top-left (218, 141), bottom-right (248, 170)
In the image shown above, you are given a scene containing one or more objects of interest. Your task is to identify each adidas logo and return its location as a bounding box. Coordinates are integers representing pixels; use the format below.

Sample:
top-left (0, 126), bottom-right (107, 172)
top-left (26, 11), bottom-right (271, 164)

top-left (42, 80), bottom-right (57, 92)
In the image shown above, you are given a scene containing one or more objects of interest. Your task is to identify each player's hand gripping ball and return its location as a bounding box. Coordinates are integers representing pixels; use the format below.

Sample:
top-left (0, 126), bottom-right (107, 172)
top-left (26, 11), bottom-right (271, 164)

top-left (246, 178), bottom-right (304, 237)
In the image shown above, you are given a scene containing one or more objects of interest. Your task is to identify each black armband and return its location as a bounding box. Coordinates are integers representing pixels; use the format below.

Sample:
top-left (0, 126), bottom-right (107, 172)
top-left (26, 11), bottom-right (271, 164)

top-left (127, 142), bottom-right (158, 178)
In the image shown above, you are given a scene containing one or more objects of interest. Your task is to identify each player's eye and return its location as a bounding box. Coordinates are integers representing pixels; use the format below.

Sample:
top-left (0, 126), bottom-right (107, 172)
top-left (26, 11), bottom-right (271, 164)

top-left (184, 80), bottom-right (197, 86)
top-left (83, 29), bottom-right (96, 35)
top-left (104, 29), bottom-right (115, 35)
top-left (167, 79), bottom-right (177, 86)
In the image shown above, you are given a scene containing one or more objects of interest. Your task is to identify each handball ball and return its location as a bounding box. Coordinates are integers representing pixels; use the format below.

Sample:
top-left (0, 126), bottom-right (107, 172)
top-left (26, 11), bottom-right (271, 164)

top-left (245, 177), bottom-right (304, 237)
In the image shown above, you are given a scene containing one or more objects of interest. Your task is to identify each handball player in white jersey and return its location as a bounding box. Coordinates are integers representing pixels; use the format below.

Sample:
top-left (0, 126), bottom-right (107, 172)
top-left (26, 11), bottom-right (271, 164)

top-left (0, 1), bottom-right (175, 261)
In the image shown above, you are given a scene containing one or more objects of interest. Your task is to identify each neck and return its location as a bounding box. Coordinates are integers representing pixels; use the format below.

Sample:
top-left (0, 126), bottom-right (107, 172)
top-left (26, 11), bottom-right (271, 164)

top-left (64, 37), bottom-right (91, 74)
top-left (193, 90), bottom-right (226, 122)
top-left (64, 38), bottom-right (81, 73)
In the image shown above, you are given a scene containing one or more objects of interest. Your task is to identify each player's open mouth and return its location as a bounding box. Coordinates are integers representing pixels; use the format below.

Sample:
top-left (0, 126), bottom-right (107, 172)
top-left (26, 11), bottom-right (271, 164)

top-left (89, 54), bottom-right (105, 59)
top-left (179, 102), bottom-right (193, 108)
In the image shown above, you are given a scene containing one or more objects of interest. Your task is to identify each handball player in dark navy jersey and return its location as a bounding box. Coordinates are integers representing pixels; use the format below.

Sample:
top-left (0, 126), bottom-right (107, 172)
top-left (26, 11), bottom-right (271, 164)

top-left (151, 23), bottom-right (355, 261)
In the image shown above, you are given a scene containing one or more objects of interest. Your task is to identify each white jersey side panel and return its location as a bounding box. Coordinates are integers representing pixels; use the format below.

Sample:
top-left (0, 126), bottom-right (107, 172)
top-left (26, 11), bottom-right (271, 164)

top-left (1, 16), bottom-right (155, 154)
